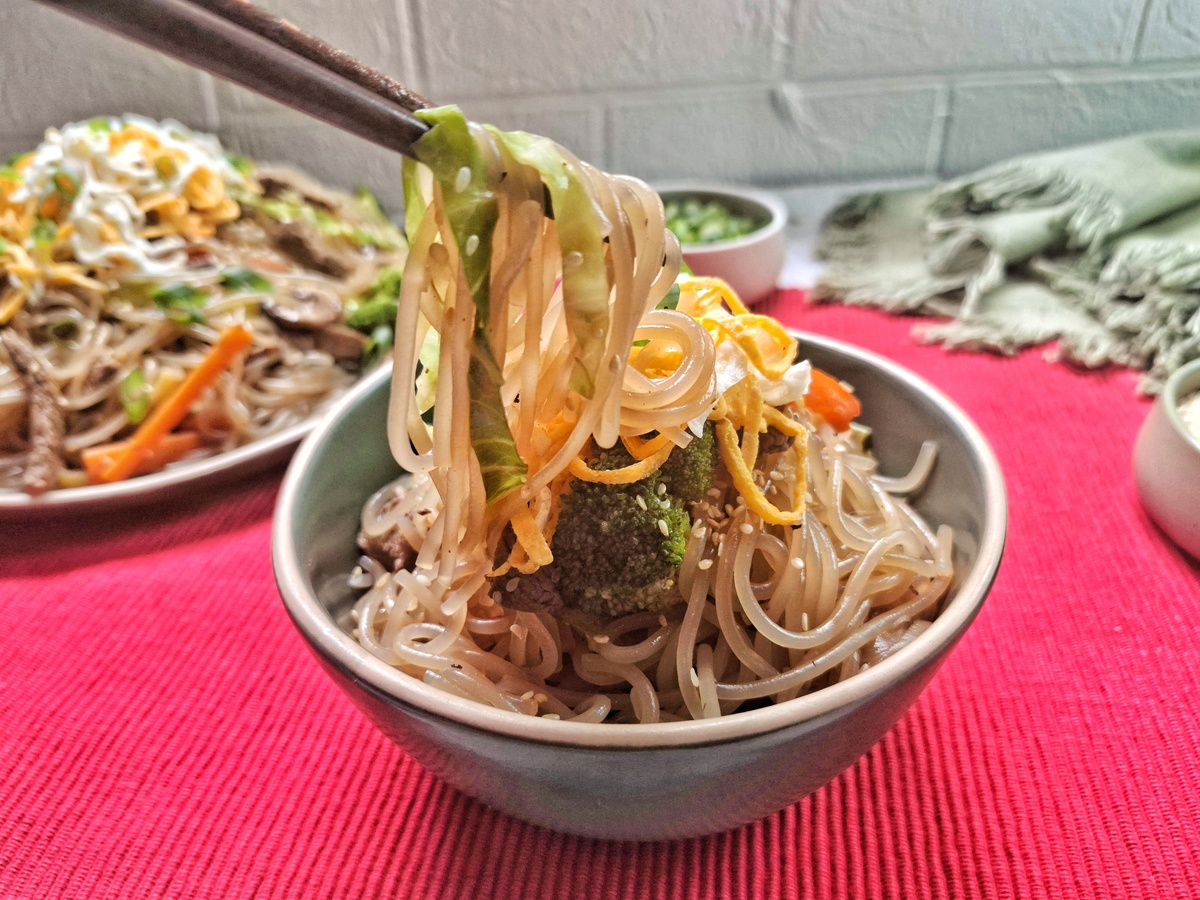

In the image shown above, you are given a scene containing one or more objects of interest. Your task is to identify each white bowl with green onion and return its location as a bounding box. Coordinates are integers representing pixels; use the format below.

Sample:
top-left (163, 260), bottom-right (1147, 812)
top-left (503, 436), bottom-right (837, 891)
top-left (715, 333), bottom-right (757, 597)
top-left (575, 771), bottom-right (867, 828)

top-left (656, 183), bottom-right (788, 305)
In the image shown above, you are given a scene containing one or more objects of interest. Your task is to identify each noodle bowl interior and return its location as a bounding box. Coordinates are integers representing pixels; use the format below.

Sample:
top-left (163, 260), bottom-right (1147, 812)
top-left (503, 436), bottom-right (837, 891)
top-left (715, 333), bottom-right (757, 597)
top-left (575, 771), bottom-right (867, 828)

top-left (346, 108), bottom-right (953, 724)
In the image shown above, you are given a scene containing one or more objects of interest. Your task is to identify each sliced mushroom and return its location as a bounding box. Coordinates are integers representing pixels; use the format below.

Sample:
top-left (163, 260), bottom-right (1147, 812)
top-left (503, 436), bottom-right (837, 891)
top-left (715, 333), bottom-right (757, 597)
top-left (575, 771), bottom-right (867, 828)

top-left (262, 286), bottom-right (342, 331)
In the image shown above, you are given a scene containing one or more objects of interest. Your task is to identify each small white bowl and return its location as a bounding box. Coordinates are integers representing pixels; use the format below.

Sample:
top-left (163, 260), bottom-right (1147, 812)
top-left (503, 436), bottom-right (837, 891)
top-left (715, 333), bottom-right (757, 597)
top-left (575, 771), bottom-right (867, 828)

top-left (1133, 359), bottom-right (1200, 559)
top-left (656, 183), bottom-right (788, 305)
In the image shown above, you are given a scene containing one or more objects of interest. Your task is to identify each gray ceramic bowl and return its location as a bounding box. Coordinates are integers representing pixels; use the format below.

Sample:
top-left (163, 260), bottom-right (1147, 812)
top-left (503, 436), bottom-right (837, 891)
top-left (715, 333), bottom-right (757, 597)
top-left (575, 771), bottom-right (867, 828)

top-left (272, 333), bottom-right (1006, 841)
top-left (1133, 358), bottom-right (1200, 559)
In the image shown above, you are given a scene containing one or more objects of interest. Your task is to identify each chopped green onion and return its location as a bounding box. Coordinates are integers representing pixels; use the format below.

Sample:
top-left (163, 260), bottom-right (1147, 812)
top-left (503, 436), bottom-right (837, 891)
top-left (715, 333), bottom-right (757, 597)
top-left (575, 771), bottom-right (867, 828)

top-left (632, 339), bottom-right (650, 348)
top-left (656, 283), bottom-right (681, 311)
top-left (219, 267), bottom-right (273, 293)
top-left (664, 198), bottom-right (759, 245)
top-left (120, 368), bottom-right (152, 424)
top-left (31, 219), bottom-right (58, 246)
top-left (152, 283), bottom-right (208, 324)
top-left (47, 318), bottom-right (78, 342)
top-left (87, 117), bottom-right (114, 133)
top-left (225, 153), bottom-right (254, 177)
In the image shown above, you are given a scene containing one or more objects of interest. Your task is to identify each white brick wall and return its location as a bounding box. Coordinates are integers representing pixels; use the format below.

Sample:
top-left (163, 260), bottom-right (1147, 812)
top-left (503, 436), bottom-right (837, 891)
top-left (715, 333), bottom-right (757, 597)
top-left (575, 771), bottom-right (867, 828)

top-left (4, 0), bottom-right (1200, 206)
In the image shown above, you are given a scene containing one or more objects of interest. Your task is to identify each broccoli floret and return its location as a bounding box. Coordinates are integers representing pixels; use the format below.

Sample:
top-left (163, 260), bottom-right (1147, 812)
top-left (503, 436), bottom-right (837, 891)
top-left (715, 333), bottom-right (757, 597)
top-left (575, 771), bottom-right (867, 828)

top-left (535, 436), bottom-right (718, 619)
top-left (658, 423), bottom-right (716, 504)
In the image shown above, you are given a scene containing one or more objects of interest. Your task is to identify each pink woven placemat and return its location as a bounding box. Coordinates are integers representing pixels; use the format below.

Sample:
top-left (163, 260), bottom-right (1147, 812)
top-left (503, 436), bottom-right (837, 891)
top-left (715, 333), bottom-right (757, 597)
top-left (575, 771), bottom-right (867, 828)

top-left (3, 294), bottom-right (1198, 899)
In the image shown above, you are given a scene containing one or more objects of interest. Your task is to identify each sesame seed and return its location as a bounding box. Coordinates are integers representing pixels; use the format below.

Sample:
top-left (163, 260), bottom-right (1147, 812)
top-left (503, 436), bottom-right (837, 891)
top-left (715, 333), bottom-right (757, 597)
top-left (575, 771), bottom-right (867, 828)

top-left (860, 663), bottom-right (870, 672)
top-left (697, 559), bottom-right (713, 570)
top-left (658, 615), bottom-right (668, 627)
top-left (689, 668), bottom-right (700, 687)
top-left (454, 165), bottom-right (471, 192)
top-left (505, 578), bottom-right (519, 592)
top-left (658, 519), bottom-right (669, 536)
top-left (593, 634), bottom-right (611, 644)
top-left (657, 483), bottom-right (667, 496)
top-left (636, 495), bottom-right (647, 510)
top-left (543, 713), bottom-right (561, 720)
top-left (802, 613), bottom-right (810, 631)
top-left (739, 523), bottom-right (754, 535)
top-left (465, 234), bottom-right (480, 257)
top-left (707, 487), bottom-right (722, 498)
top-left (534, 693), bottom-right (548, 704)
top-left (789, 557), bottom-right (804, 570)
top-left (521, 690), bottom-right (535, 701)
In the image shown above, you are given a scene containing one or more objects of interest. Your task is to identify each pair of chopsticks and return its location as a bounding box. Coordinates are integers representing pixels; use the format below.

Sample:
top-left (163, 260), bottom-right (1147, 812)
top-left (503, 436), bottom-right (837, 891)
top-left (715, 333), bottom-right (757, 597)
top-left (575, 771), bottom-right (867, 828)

top-left (32, 0), bottom-right (435, 158)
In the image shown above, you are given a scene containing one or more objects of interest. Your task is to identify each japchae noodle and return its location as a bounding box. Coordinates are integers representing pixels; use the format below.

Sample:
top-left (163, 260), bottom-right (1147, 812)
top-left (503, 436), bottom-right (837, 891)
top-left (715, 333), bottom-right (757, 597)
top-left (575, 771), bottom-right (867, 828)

top-left (0, 115), bottom-right (406, 494)
top-left (348, 107), bottom-right (952, 723)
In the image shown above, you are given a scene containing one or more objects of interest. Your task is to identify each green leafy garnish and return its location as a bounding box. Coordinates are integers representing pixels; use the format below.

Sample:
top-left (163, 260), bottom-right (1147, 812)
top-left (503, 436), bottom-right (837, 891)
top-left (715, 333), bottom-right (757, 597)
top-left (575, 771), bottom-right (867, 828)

top-left (656, 284), bottom-right (681, 310)
top-left (632, 339), bottom-right (650, 348)
top-left (120, 368), bottom-right (152, 424)
top-left (31, 219), bottom-right (58, 246)
top-left (87, 117), bottom-right (114, 134)
top-left (219, 267), bottom-right (273, 293)
top-left (152, 283), bottom-right (208, 324)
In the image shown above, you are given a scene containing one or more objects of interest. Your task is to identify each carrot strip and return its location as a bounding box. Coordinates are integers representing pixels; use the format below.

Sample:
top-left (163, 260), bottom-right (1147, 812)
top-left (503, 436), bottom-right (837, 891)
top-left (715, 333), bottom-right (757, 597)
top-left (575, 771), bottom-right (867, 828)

top-left (81, 431), bottom-right (202, 483)
top-left (805, 367), bottom-right (861, 432)
top-left (97, 324), bottom-right (254, 483)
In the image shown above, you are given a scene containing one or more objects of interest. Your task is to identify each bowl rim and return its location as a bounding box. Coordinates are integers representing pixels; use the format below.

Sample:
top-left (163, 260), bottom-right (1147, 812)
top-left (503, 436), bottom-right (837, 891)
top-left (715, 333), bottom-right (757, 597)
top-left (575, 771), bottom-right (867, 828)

top-left (653, 181), bottom-right (788, 254)
top-left (273, 331), bottom-right (1007, 750)
top-left (1159, 358), bottom-right (1200, 455)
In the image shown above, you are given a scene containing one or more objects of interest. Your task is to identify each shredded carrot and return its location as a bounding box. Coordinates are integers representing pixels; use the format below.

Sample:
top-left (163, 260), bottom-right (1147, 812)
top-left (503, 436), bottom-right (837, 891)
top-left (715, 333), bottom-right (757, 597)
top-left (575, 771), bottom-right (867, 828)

top-left (81, 431), bottom-right (202, 483)
top-left (98, 324), bottom-right (254, 483)
top-left (568, 439), bottom-right (674, 485)
top-left (806, 367), bottom-right (861, 432)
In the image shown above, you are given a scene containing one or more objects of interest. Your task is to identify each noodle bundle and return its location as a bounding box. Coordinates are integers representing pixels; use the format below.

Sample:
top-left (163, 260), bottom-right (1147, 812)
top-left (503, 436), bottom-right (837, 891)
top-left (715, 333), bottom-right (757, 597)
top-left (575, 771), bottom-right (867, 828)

top-left (349, 107), bottom-right (952, 723)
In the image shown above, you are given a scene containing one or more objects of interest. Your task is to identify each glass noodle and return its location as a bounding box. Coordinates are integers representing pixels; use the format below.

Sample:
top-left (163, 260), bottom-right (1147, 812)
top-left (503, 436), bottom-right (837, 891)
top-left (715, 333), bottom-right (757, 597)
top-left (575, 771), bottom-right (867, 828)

top-left (348, 109), bottom-right (952, 723)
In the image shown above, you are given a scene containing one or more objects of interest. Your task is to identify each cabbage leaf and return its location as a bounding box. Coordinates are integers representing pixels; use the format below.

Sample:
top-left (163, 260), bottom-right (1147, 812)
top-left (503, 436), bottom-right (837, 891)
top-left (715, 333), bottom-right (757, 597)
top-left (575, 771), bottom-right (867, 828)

top-left (411, 107), bottom-right (527, 502)
top-left (489, 128), bottom-right (610, 398)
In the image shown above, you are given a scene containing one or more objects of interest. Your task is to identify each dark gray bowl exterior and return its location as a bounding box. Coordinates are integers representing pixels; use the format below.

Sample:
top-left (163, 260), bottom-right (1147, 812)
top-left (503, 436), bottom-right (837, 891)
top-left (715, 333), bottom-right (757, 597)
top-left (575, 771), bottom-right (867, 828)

top-left (275, 333), bottom-right (1004, 841)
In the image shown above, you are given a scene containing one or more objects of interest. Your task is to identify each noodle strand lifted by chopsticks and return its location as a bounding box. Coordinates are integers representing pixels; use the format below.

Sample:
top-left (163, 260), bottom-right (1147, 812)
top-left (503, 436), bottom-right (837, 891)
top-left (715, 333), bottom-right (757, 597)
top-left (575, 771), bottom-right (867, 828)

top-left (349, 107), bottom-right (953, 724)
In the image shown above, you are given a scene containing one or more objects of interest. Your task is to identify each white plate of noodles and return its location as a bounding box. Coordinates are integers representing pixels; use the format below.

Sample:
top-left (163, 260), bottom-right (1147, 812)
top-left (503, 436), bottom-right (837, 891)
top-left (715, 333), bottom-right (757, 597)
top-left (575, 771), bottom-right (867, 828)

top-left (0, 115), bottom-right (408, 516)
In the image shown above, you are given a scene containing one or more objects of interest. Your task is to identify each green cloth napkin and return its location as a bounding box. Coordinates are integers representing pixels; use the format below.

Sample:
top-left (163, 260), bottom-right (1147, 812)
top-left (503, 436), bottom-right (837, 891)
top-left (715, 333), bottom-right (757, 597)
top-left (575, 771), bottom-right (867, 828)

top-left (815, 133), bottom-right (1200, 393)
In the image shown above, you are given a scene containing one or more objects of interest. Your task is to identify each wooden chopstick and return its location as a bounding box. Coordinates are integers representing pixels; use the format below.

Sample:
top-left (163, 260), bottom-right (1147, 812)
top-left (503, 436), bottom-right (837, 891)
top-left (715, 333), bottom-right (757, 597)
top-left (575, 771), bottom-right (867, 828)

top-left (182, 0), bottom-right (433, 113)
top-left (32, 0), bottom-right (433, 158)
